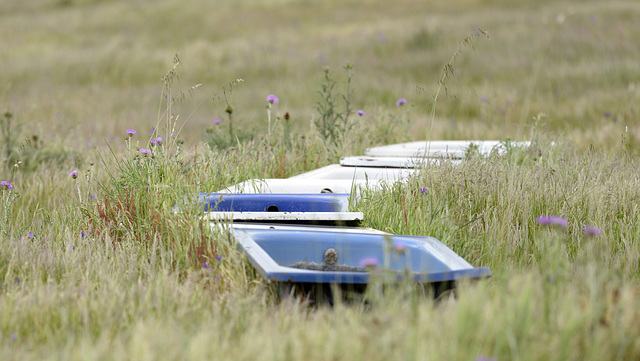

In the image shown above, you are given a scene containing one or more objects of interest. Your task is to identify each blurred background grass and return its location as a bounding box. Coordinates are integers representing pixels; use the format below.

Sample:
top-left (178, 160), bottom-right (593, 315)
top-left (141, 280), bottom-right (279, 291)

top-left (2, 0), bottom-right (639, 153)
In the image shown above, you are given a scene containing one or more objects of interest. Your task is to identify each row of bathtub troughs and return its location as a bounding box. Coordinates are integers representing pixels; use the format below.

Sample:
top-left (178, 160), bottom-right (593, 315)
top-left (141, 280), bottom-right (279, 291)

top-left (198, 140), bottom-right (526, 302)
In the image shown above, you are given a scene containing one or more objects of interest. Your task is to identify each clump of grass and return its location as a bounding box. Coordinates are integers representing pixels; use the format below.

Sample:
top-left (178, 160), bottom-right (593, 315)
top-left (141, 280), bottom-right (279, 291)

top-left (314, 64), bottom-right (356, 155)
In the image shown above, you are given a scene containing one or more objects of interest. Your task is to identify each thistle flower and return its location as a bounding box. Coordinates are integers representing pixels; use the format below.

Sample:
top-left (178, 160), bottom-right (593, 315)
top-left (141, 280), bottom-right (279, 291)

top-left (420, 187), bottom-right (427, 194)
top-left (394, 242), bottom-right (406, 253)
top-left (69, 170), bottom-right (78, 179)
top-left (140, 148), bottom-right (151, 155)
top-left (583, 225), bottom-right (602, 236)
top-left (0, 181), bottom-right (13, 190)
top-left (395, 98), bottom-right (407, 106)
top-left (536, 215), bottom-right (568, 228)
top-left (213, 118), bottom-right (222, 124)
top-left (266, 94), bottom-right (279, 104)
top-left (359, 257), bottom-right (379, 268)
top-left (155, 137), bottom-right (162, 144)
top-left (356, 110), bottom-right (366, 116)
top-left (126, 129), bottom-right (136, 137)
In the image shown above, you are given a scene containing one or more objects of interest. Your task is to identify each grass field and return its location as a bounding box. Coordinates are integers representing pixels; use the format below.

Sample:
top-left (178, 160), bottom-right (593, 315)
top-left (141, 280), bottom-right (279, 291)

top-left (2, 0), bottom-right (640, 359)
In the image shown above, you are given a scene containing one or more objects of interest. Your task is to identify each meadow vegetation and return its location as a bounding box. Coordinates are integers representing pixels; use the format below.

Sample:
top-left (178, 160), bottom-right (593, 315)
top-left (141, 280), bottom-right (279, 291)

top-left (1, 0), bottom-right (640, 359)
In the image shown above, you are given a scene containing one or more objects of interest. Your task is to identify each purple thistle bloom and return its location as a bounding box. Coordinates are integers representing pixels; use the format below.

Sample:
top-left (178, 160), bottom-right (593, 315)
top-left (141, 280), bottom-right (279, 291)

top-left (550, 216), bottom-right (568, 227)
top-left (583, 225), bottom-right (602, 236)
top-left (140, 148), bottom-right (151, 155)
top-left (203, 262), bottom-right (209, 269)
top-left (266, 94), bottom-right (279, 104)
top-left (216, 255), bottom-right (222, 261)
top-left (479, 96), bottom-right (489, 103)
top-left (420, 187), bottom-right (427, 194)
top-left (395, 98), bottom-right (407, 106)
top-left (79, 232), bottom-right (85, 238)
top-left (126, 129), bottom-right (136, 136)
top-left (69, 170), bottom-right (78, 179)
top-left (359, 257), bottom-right (379, 268)
top-left (213, 118), bottom-right (222, 124)
top-left (90, 194), bottom-right (96, 199)
top-left (536, 216), bottom-right (552, 225)
top-left (394, 242), bottom-right (406, 252)
top-left (537, 215), bottom-right (568, 227)
top-left (155, 137), bottom-right (162, 144)
top-left (356, 110), bottom-right (366, 116)
top-left (0, 181), bottom-right (13, 190)
top-left (28, 232), bottom-right (35, 238)
top-left (149, 139), bottom-right (156, 145)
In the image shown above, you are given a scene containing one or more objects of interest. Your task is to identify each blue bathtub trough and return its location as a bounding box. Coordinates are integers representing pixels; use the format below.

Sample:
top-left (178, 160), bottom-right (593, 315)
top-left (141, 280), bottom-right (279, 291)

top-left (231, 225), bottom-right (490, 285)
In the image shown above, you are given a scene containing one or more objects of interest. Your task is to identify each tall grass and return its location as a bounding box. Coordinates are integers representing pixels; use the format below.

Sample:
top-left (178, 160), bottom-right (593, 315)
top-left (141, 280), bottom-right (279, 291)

top-left (2, 0), bottom-right (640, 360)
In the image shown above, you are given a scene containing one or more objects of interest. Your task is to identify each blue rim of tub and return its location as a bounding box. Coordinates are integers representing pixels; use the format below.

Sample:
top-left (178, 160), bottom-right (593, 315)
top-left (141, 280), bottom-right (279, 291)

top-left (199, 193), bottom-right (350, 213)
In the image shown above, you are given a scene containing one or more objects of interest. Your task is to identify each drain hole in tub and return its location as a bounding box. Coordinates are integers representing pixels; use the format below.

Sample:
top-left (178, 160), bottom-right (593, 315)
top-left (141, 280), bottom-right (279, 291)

top-left (321, 188), bottom-right (333, 193)
top-left (265, 205), bottom-right (280, 212)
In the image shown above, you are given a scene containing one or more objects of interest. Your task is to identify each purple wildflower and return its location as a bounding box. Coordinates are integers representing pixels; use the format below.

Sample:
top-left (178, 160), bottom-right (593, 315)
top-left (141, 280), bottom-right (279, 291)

top-left (356, 110), bottom-right (366, 116)
top-left (213, 118), bottom-right (222, 124)
top-left (11, 334), bottom-right (17, 341)
top-left (140, 148), bottom-right (151, 155)
top-left (603, 111), bottom-right (612, 118)
top-left (126, 129), bottom-right (136, 136)
top-left (203, 262), bottom-right (209, 269)
top-left (216, 255), bottom-right (222, 261)
top-left (394, 242), bottom-right (406, 252)
top-left (479, 96), bottom-right (489, 102)
top-left (583, 225), bottom-right (602, 236)
top-left (79, 232), bottom-right (86, 238)
top-left (420, 187), bottom-right (427, 194)
top-left (550, 216), bottom-right (568, 227)
top-left (395, 98), bottom-right (407, 106)
top-left (155, 137), bottom-right (162, 144)
top-left (0, 181), bottom-right (13, 190)
top-left (537, 215), bottom-right (568, 228)
top-left (69, 170), bottom-right (78, 179)
top-left (90, 195), bottom-right (96, 199)
top-left (149, 139), bottom-right (156, 145)
top-left (266, 94), bottom-right (279, 104)
top-left (537, 216), bottom-right (552, 225)
top-left (28, 232), bottom-right (35, 238)
top-left (359, 257), bottom-right (379, 268)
